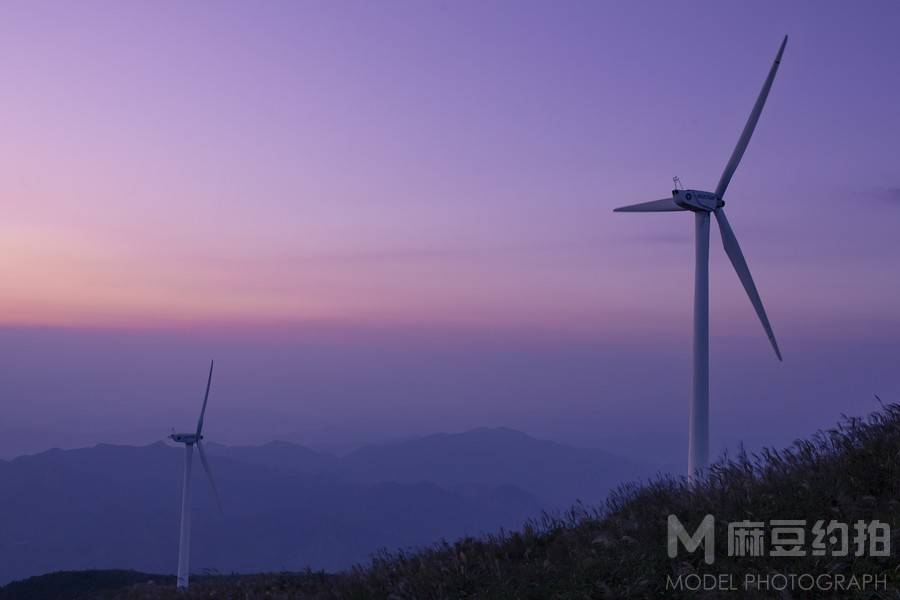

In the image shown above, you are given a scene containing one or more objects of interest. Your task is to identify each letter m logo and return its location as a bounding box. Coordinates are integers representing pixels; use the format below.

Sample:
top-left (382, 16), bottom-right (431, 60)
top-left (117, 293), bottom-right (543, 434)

top-left (668, 514), bottom-right (715, 564)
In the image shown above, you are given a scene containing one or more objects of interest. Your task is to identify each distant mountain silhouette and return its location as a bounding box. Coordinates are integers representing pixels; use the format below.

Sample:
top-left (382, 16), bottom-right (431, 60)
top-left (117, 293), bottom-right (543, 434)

top-left (206, 427), bottom-right (649, 509)
top-left (0, 428), bottom-right (646, 585)
top-left (335, 427), bottom-right (647, 508)
top-left (203, 440), bottom-right (339, 474)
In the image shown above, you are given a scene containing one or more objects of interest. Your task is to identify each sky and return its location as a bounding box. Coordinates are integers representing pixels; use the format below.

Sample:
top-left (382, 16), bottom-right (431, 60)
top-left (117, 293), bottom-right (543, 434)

top-left (1, 1), bottom-right (898, 467)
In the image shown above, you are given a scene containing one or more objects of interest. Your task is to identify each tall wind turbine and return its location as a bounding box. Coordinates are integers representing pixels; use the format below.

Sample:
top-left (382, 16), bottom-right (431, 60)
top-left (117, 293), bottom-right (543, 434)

top-left (614, 37), bottom-right (787, 482)
top-left (169, 360), bottom-right (223, 589)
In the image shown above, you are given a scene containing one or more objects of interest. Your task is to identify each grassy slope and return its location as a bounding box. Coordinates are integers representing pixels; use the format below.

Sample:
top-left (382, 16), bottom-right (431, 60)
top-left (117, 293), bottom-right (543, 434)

top-left (0, 571), bottom-right (165, 600)
top-left (8, 404), bottom-right (900, 599)
top-left (319, 404), bottom-right (900, 599)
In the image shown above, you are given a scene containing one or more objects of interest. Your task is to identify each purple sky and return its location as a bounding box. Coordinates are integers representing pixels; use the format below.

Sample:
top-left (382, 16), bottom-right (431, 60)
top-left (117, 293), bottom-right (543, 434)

top-left (1, 2), bottom-right (899, 467)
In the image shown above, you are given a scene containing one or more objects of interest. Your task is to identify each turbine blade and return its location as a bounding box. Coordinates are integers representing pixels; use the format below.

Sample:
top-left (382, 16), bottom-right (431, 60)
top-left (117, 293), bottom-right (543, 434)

top-left (196, 360), bottom-right (214, 437)
top-left (196, 441), bottom-right (223, 514)
top-left (613, 198), bottom-right (685, 212)
top-left (715, 35), bottom-right (788, 198)
top-left (714, 209), bottom-right (782, 361)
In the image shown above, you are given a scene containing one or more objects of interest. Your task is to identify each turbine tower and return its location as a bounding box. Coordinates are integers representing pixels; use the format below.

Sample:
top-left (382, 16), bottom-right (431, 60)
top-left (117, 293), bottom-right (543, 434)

top-left (614, 37), bottom-right (787, 482)
top-left (169, 360), bottom-right (222, 589)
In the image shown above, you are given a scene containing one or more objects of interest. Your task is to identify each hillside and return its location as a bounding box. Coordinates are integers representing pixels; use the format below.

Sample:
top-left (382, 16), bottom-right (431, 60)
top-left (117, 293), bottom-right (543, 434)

top-left (320, 404), bottom-right (900, 598)
top-left (8, 402), bottom-right (899, 598)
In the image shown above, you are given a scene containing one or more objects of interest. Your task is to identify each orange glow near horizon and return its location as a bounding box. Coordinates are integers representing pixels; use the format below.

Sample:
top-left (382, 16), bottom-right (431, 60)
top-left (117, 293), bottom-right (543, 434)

top-left (0, 221), bottom-right (665, 334)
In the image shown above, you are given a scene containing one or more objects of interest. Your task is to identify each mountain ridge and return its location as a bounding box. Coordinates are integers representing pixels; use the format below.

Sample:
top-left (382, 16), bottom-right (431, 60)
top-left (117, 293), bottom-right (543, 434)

top-left (0, 426), bottom-right (642, 585)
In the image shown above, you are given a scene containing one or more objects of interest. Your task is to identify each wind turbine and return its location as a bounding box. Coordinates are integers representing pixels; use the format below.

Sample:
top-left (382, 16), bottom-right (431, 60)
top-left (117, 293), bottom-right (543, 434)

top-left (614, 37), bottom-right (787, 482)
top-left (169, 360), bottom-right (222, 589)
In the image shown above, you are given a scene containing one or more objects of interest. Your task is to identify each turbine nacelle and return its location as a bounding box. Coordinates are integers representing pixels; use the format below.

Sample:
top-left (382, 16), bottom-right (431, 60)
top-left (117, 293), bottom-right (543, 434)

top-left (673, 189), bottom-right (724, 212)
top-left (170, 432), bottom-right (202, 445)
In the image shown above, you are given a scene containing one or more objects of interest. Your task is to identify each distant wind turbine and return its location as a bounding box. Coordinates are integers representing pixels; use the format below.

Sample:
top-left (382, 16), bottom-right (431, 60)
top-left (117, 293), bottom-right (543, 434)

top-left (614, 37), bottom-right (787, 482)
top-left (169, 360), bottom-right (222, 589)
